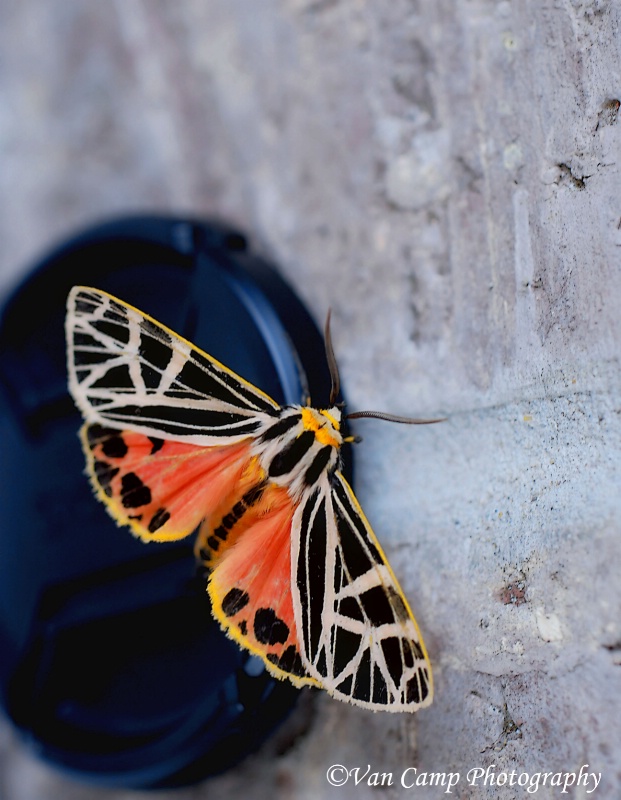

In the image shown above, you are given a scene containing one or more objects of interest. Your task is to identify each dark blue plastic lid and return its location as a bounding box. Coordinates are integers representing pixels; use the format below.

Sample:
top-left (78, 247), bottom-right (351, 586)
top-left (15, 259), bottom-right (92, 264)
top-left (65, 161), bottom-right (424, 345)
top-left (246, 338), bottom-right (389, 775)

top-left (0, 215), bottom-right (350, 788)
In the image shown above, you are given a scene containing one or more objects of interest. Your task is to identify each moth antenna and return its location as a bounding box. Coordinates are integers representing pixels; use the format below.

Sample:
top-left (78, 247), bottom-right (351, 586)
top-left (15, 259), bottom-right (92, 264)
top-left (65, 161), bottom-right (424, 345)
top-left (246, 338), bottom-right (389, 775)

top-left (345, 410), bottom-right (446, 425)
top-left (324, 308), bottom-right (341, 406)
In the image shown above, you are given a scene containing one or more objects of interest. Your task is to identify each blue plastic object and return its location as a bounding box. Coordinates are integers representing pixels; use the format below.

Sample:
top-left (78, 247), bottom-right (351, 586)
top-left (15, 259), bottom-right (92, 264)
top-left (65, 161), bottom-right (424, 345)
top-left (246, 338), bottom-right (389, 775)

top-left (0, 215), bottom-right (349, 788)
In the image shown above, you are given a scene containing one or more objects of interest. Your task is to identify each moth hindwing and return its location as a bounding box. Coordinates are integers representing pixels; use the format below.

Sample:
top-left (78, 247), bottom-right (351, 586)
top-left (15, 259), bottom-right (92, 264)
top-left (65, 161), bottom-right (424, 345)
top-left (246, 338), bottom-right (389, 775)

top-left (66, 286), bottom-right (433, 711)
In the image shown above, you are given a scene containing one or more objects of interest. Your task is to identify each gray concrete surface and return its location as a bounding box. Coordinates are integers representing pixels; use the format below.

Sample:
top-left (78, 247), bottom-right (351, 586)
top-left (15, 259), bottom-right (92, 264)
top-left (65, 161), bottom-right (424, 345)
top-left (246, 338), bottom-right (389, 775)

top-left (1, 1), bottom-right (620, 798)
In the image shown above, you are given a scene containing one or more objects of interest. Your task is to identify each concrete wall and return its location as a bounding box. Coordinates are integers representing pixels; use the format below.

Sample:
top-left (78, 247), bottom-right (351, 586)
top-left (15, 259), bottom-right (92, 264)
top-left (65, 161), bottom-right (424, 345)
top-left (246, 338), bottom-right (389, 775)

top-left (1, 2), bottom-right (620, 798)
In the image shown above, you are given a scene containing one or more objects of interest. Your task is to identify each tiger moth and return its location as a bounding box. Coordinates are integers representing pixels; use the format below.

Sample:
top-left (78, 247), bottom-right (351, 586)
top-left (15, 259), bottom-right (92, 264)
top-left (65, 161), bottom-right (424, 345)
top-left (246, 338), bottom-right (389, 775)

top-left (65, 285), bottom-right (435, 712)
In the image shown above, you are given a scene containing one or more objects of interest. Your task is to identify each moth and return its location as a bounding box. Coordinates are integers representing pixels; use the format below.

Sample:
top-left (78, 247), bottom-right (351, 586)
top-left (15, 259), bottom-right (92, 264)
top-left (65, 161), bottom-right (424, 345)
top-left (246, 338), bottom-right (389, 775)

top-left (66, 286), bottom-right (436, 712)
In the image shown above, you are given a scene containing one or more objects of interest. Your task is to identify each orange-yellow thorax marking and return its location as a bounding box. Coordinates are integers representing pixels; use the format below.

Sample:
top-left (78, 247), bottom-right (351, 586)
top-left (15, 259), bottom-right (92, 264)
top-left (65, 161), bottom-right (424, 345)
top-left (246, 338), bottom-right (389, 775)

top-left (300, 406), bottom-right (342, 448)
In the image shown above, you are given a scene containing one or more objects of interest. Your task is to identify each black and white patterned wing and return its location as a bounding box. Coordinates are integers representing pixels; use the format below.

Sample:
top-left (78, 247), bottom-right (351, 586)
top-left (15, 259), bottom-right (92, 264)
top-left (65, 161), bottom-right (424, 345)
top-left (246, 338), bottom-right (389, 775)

top-left (66, 286), bottom-right (280, 445)
top-left (292, 472), bottom-right (433, 712)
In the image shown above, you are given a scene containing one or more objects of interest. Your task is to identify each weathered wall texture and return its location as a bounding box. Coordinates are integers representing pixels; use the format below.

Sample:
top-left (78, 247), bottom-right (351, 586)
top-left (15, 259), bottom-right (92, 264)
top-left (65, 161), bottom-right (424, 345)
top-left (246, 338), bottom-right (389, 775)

top-left (1, 1), bottom-right (620, 798)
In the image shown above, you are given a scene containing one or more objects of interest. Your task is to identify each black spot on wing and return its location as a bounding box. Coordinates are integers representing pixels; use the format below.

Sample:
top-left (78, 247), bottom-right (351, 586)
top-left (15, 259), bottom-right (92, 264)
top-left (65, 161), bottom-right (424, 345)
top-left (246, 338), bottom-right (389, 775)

top-left (148, 437), bottom-right (164, 454)
top-left (91, 363), bottom-right (134, 391)
top-left (372, 664), bottom-right (389, 704)
top-left (380, 637), bottom-right (404, 688)
top-left (316, 646), bottom-right (327, 677)
top-left (101, 433), bottom-right (128, 459)
top-left (120, 472), bottom-right (152, 509)
top-left (253, 608), bottom-right (289, 645)
top-left (148, 507), bottom-right (171, 533)
top-left (339, 533), bottom-right (374, 582)
top-left (279, 645), bottom-right (306, 677)
top-left (73, 332), bottom-right (99, 348)
top-left (222, 588), bottom-right (250, 617)
top-left (92, 318), bottom-right (130, 345)
top-left (332, 628), bottom-right (362, 679)
top-left (337, 596), bottom-right (364, 623)
top-left (206, 535), bottom-right (220, 551)
top-left (140, 363), bottom-right (162, 390)
top-left (335, 674), bottom-right (353, 695)
top-left (267, 645), bottom-right (306, 678)
top-left (139, 329), bottom-right (174, 371)
top-left (359, 585), bottom-right (396, 626)
top-left (406, 674), bottom-right (421, 704)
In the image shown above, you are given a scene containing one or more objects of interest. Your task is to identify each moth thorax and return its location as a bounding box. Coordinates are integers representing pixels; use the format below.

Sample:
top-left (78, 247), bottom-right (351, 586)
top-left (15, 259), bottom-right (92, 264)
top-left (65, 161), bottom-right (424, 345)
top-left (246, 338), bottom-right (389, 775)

top-left (301, 406), bottom-right (342, 449)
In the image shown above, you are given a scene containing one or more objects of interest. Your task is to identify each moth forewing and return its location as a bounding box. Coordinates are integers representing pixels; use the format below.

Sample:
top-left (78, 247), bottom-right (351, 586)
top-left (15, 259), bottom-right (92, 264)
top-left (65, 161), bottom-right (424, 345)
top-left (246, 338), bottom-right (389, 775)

top-left (66, 286), bottom-right (280, 447)
top-left (333, 473), bottom-right (433, 710)
top-left (290, 472), bottom-right (433, 711)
